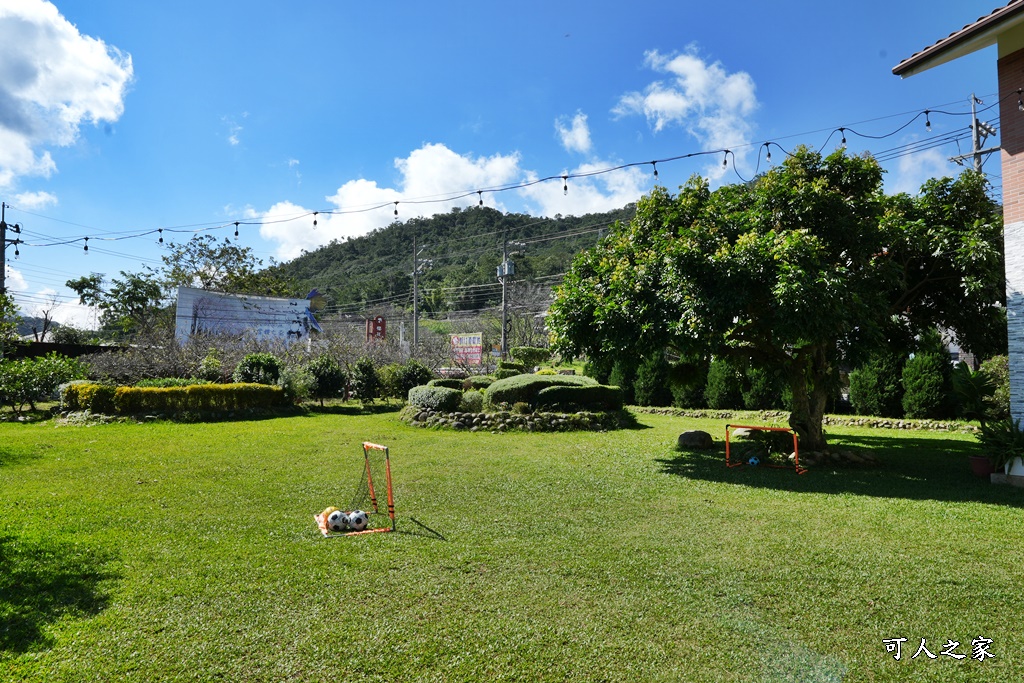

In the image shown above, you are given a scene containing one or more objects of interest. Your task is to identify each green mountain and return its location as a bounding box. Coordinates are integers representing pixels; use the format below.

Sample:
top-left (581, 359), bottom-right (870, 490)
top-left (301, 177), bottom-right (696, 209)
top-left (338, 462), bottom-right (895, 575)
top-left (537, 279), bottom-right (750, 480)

top-left (271, 204), bottom-right (635, 317)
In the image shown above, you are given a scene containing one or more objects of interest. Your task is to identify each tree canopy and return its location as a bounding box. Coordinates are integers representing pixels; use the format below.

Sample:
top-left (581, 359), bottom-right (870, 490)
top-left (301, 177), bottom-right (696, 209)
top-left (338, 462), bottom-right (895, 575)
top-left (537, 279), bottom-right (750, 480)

top-left (547, 148), bottom-right (1004, 450)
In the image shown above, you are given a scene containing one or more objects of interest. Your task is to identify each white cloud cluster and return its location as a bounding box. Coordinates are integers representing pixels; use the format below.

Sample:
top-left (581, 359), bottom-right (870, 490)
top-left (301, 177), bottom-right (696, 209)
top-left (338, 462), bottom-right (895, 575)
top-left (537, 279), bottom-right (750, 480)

top-left (556, 112), bottom-right (592, 154)
top-left (258, 144), bottom-right (522, 260)
top-left (13, 190), bottom-right (57, 209)
top-left (613, 48), bottom-right (757, 180)
top-left (888, 144), bottom-right (958, 196)
top-left (0, 0), bottom-right (133, 189)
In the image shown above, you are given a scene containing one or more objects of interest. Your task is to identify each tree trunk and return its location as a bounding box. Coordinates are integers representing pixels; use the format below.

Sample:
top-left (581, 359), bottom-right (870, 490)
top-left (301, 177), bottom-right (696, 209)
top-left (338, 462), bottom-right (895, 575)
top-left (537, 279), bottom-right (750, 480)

top-left (787, 346), bottom-right (832, 452)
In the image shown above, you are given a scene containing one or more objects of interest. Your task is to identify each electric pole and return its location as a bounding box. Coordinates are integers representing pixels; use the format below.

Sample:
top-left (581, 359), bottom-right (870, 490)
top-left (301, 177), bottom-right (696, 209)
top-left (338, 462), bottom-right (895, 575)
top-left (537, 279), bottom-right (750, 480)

top-left (950, 93), bottom-right (999, 171)
top-left (1, 202), bottom-right (24, 361)
top-left (411, 233), bottom-right (429, 354)
top-left (498, 227), bottom-right (515, 360)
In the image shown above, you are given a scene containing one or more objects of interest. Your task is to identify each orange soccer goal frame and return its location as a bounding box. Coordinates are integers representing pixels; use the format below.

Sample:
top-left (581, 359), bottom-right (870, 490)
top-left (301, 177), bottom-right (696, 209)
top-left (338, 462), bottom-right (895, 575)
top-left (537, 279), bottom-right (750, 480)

top-left (725, 424), bottom-right (808, 475)
top-left (316, 442), bottom-right (396, 537)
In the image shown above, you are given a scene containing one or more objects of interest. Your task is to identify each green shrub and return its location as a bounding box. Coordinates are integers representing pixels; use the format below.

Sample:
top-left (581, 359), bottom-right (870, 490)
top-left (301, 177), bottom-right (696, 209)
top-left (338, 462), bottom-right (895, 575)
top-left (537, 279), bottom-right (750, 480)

top-left (901, 352), bottom-right (951, 419)
top-left (510, 346), bottom-right (550, 369)
top-left (583, 355), bottom-right (614, 384)
top-left (535, 368), bottom-right (557, 376)
top-left (233, 352), bottom-right (283, 385)
top-left (849, 352), bottom-right (905, 417)
top-left (494, 368), bottom-right (520, 380)
top-left (111, 383), bottom-right (285, 415)
top-left (459, 389), bottom-right (484, 413)
top-left (536, 384), bottom-right (623, 411)
top-left (352, 357), bottom-right (380, 404)
top-left (608, 359), bottom-right (636, 405)
top-left (634, 354), bottom-right (672, 407)
top-left (278, 366), bottom-right (313, 404)
top-left (389, 360), bottom-right (434, 398)
top-left (497, 359), bottom-right (526, 373)
top-left (512, 402), bottom-right (531, 415)
top-left (306, 355), bottom-right (347, 404)
top-left (484, 374), bottom-right (597, 409)
top-left (427, 378), bottom-right (464, 389)
top-left (742, 367), bottom-right (786, 410)
top-left (704, 359), bottom-right (743, 410)
top-left (669, 360), bottom-right (708, 409)
top-left (463, 376), bottom-right (494, 391)
top-left (407, 385), bottom-right (462, 412)
top-left (980, 355), bottom-right (1010, 421)
top-left (0, 353), bottom-right (88, 413)
top-left (197, 348), bottom-right (223, 382)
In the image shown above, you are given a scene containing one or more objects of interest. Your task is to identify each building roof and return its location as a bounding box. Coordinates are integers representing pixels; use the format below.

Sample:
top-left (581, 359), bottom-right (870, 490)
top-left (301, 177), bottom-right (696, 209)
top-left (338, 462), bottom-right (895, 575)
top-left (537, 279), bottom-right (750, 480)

top-left (893, 1), bottom-right (1024, 77)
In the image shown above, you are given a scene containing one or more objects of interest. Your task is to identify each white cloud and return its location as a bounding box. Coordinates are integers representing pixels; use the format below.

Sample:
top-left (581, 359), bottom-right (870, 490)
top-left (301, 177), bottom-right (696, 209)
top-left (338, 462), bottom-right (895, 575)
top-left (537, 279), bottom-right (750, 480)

top-left (13, 190), bottom-right (57, 209)
top-left (886, 145), bottom-right (959, 195)
top-left (518, 162), bottom-right (648, 218)
top-left (613, 47), bottom-right (757, 181)
top-left (556, 112), bottom-right (592, 154)
top-left (0, 0), bottom-right (133, 188)
top-left (258, 143), bottom-right (522, 260)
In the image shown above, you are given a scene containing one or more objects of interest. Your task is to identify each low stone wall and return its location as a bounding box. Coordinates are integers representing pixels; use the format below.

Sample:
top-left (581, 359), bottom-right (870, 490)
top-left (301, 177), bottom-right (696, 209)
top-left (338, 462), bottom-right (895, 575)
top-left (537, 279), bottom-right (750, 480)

top-left (634, 407), bottom-right (977, 434)
top-left (401, 406), bottom-right (621, 432)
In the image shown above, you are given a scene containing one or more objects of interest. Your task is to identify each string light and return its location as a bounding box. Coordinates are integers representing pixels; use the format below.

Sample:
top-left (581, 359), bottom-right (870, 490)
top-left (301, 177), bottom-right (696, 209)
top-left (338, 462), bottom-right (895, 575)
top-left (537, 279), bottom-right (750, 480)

top-left (652, 162), bottom-right (659, 181)
top-left (840, 128), bottom-right (847, 146)
top-left (234, 221), bottom-right (239, 238)
top-left (83, 236), bottom-right (89, 254)
top-left (394, 201), bottom-right (399, 217)
top-left (762, 142), bottom-right (772, 163)
top-left (478, 190), bottom-right (483, 206)
top-left (1018, 89), bottom-right (1023, 112)
top-left (313, 211), bottom-right (318, 228)
top-left (158, 228), bottom-right (163, 244)
top-left (562, 175), bottom-right (568, 195)
top-left (722, 151), bottom-right (729, 168)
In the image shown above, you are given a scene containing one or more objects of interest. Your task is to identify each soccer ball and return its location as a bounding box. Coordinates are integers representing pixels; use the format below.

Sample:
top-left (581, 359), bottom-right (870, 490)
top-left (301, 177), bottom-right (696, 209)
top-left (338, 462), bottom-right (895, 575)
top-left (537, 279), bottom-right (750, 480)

top-left (327, 509), bottom-right (349, 532)
top-left (748, 456), bottom-right (760, 466)
top-left (348, 510), bottom-right (369, 531)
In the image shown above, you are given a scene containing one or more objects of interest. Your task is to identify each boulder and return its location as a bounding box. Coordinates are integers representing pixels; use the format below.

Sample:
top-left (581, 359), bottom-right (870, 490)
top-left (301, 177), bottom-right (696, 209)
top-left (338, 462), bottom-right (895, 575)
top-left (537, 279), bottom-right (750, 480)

top-left (677, 430), bottom-right (714, 449)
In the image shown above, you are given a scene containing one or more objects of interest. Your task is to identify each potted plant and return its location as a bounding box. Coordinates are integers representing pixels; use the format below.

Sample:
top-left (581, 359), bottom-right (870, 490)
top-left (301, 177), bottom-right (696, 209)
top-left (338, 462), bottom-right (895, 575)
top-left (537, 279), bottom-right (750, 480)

top-left (976, 417), bottom-right (1024, 475)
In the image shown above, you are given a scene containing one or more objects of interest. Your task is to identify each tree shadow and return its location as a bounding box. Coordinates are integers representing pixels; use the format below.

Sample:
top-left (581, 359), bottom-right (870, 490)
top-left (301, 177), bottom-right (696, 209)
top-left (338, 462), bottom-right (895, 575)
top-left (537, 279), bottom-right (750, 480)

top-left (305, 403), bottom-right (404, 416)
top-left (0, 535), bottom-right (118, 653)
top-left (657, 434), bottom-right (1024, 508)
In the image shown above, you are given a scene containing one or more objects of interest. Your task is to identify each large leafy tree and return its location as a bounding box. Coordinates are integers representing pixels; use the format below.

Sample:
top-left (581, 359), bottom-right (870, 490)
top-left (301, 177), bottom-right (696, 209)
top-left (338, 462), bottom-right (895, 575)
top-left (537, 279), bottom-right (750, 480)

top-left (66, 271), bottom-right (167, 338)
top-left (548, 148), bottom-right (1004, 450)
top-left (161, 234), bottom-right (293, 296)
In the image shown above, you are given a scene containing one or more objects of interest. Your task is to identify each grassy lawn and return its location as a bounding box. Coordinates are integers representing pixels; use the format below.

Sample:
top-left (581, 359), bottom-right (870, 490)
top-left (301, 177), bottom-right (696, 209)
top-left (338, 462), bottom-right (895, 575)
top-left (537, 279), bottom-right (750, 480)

top-left (1, 407), bottom-right (1021, 681)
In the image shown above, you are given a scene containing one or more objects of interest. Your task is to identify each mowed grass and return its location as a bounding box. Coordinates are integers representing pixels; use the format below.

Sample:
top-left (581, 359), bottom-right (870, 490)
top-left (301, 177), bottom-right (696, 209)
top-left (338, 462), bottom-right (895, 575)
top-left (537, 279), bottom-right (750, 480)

top-left (1, 408), bottom-right (1022, 682)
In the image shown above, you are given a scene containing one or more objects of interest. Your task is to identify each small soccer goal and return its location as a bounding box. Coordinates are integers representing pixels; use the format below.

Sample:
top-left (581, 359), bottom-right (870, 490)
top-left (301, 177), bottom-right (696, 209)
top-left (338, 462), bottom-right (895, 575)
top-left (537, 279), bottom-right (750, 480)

top-left (315, 442), bottom-right (396, 537)
top-left (725, 424), bottom-right (808, 475)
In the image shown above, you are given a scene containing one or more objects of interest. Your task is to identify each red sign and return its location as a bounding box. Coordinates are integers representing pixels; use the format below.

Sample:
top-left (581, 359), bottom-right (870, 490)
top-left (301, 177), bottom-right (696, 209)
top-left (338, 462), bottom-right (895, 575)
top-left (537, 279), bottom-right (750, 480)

top-left (366, 316), bottom-right (386, 341)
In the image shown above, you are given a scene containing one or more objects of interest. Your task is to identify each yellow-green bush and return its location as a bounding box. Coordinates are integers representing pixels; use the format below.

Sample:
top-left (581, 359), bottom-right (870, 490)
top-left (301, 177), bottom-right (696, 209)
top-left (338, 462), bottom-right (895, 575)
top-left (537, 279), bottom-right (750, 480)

top-left (66, 382), bottom-right (284, 415)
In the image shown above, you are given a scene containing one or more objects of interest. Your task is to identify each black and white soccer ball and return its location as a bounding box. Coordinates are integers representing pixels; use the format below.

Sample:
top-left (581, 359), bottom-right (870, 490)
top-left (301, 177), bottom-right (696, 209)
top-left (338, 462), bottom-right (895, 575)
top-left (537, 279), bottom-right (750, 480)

top-left (348, 510), bottom-right (369, 531)
top-left (327, 509), bottom-right (349, 532)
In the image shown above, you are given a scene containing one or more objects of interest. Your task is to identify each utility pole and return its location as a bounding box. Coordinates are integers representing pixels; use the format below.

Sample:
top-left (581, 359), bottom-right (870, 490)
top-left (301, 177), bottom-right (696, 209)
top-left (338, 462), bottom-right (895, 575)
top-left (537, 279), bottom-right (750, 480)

top-left (950, 93), bottom-right (999, 171)
top-left (498, 227), bottom-right (514, 360)
top-left (1, 202), bottom-right (24, 361)
top-left (411, 233), bottom-right (429, 354)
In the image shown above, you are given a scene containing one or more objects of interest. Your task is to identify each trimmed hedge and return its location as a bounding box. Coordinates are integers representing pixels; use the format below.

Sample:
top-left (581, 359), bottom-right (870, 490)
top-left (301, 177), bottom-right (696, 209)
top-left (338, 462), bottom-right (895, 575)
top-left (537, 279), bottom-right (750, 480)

top-left (463, 376), bottom-right (494, 391)
top-left (536, 384), bottom-right (623, 411)
top-left (407, 385), bottom-right (463, 412)
top-left (62, 382), bottom-right (285, 415)
top-left (484, 374), bottom-right (597, 408)
top-left (427, 378), bottom-right (465, 390)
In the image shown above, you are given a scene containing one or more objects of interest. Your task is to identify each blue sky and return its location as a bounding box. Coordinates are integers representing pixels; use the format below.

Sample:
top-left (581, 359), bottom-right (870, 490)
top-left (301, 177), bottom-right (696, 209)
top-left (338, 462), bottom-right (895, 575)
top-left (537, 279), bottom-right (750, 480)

top-left (0, 0), bottom-right (1007, 327)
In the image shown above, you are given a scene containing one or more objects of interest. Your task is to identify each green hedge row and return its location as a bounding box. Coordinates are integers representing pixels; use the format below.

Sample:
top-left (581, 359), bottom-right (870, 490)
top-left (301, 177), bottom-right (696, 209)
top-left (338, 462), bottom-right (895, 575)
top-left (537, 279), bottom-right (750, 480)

top-left (427, 378), bottom-right (465, 390)
top-left (535, 384), bottom-right (623, 411)
top-left (61, 382), bottom-right (286, 414)
top-left (484, 374), bottom-right (597, 408)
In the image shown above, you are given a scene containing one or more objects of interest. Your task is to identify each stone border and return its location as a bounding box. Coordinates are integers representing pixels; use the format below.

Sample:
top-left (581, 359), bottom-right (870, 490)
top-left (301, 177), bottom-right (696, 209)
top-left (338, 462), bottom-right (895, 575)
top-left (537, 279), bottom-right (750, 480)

top-left (400, 406), bottom-right (622, 432)
top-left (635, 407), bottom-right (978, 434)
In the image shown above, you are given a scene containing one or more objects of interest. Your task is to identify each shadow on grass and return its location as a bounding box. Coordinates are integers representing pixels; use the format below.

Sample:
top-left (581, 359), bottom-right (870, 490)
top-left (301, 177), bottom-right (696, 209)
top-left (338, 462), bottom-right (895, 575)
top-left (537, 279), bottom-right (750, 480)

top-left (657, 433), bottom-right (1024, 508)
top-left (305, 403), bottom-right (405, 416)
top-left (0, 535), bottom-right (117, 653)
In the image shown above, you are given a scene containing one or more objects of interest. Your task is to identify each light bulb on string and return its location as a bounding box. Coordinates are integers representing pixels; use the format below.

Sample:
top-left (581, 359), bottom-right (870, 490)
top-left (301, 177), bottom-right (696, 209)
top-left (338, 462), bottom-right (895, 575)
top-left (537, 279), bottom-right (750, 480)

top-left (652, 162), bottom-right (659, 181)
top-left (839, 128), bottom-right (847, 146)
top-left (763, 143), bottom-right (772, 163)
top-left (722, 151), bottom-right (729, 168)
top-left (925, 111), bottom-right (932, 131)
top-left (234, 221), bottom-right (239, 238)
top-left (394, 201), bottom-right (399, 217)
top-left (158, 228), bottom-right (163, 244)
top-left (1018, 90), bottom-right (1023, 112)
top-left (83, 237), bottom-right (89, 254)
top-left (562, 175), bottom-right (568, 195)
top-left (313, 211), bottom-right (318, 228)
top-left (478, 190), bottom-right (483, 206)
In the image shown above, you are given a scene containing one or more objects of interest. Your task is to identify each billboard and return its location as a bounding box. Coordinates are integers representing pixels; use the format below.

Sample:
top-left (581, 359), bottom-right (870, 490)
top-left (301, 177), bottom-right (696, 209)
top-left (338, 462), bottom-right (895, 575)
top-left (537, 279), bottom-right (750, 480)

top-left (451, 332), bottom-right (483, 366)
top-left (174, 286), bottom-right (322, 345)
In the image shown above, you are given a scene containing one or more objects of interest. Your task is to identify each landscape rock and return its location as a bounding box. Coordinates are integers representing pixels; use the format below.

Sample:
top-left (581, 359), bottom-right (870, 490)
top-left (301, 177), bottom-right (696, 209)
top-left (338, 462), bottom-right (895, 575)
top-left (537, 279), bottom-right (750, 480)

top-left (677, 430), bottom-right (715, 449)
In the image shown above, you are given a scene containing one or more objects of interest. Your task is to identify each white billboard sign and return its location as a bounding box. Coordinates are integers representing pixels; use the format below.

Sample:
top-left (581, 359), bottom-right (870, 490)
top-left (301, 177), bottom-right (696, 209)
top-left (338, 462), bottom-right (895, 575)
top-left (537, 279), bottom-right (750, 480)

top-left (174, 286), bottom-right (321, 345)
